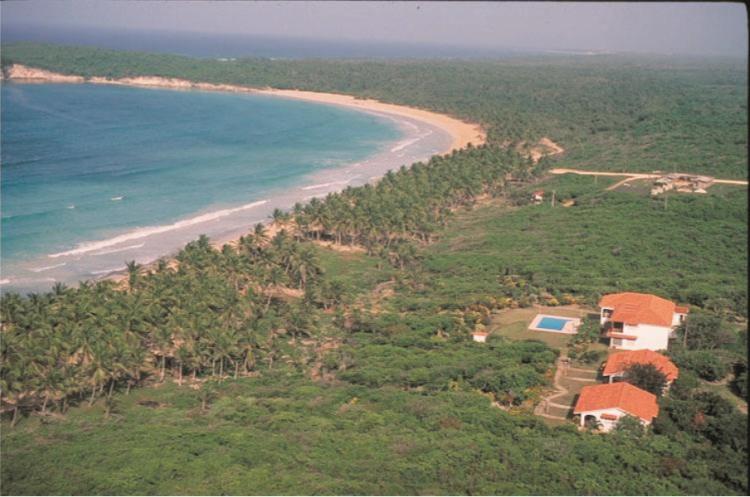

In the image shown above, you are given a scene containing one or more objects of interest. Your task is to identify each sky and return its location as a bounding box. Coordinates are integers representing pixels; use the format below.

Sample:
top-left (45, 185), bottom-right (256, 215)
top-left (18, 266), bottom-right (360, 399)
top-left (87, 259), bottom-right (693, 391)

top-left (1, 1), bottom-right (747, 57)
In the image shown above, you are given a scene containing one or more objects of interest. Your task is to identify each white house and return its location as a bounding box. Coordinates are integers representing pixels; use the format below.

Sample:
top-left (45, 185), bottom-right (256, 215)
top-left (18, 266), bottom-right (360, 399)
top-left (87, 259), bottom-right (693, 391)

top-left (574, 382), bottom-right (659, 432)
top-left (599, 292), bottom-right (688, 351)
top-left (472, 331), bottom-right (489, 343)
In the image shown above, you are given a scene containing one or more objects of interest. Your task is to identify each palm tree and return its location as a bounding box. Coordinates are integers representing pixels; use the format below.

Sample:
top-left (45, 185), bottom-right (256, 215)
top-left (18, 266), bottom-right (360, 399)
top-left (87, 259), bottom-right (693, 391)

top-left (253, 223), bottom-right (269, 245)
top-left (125, 260), bottom-right (142, 292)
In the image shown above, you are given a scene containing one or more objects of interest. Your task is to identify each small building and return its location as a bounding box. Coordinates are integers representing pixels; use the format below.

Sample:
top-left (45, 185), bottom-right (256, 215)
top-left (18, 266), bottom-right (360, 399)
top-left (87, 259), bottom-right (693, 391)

top-left (531, 190), bottom-right (544, 204)
top-left (650, 173), bottom-right (714, 196)
top-left (574, 382), bottom-right (659, 432)
top-left (599, 292), bottom-right (688, 351)
top-left (472, 331), bottom-right (489, 343)
top-left (602, 349), bottom-right (679, 387)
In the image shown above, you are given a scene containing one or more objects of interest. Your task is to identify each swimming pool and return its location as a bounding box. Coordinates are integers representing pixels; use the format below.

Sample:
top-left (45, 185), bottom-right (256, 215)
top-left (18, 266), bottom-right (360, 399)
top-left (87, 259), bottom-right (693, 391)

top-left (537, 316), bottom-right (572, 331)
top-left (528, 314), bottom-right (582, 334)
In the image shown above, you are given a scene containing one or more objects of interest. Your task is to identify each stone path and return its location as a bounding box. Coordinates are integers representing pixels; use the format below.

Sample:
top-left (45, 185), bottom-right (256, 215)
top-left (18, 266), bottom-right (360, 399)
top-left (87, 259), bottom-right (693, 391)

top-left (534, 356), bottom-right (571, 420)
top-left (535, 355), bottom-right (599, 421)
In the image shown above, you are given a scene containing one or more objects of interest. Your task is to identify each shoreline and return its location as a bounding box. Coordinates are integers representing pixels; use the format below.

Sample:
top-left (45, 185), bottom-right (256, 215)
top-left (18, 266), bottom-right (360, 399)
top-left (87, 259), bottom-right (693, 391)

top-left (3, 64), bottom-right (486, 154)
top-left (2, 64), bottom-right (486, 292)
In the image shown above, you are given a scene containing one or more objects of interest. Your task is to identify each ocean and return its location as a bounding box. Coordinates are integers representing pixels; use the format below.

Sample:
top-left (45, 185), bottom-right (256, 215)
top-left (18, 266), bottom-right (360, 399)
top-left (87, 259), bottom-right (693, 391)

top-left (1, 82), bottom-right (449, 293)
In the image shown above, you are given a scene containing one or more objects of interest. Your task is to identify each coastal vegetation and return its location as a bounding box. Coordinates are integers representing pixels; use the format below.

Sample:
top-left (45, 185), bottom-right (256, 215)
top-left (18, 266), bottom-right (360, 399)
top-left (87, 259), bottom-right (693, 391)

top-left (1, 43), bottom-right (747, 494)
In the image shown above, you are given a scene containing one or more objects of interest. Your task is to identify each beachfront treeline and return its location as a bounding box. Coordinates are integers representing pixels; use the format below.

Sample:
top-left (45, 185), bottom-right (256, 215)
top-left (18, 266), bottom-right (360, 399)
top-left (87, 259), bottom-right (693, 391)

top-left (0, 144), bottom-right (541, 423)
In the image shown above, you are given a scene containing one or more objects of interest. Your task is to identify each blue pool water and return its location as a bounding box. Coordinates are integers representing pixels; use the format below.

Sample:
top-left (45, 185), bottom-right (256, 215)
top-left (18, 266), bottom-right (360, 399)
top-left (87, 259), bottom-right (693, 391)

top-left (1, 82), bottom-right (425, 292)
top-left (537, 317), bottom-right (572, 331)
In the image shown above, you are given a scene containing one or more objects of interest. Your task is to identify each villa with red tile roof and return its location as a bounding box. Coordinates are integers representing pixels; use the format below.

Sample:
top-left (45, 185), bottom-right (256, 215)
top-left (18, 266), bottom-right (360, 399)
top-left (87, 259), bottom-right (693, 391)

top-left (599, 292), bottom-right (689, 351)
top-left (574, 382), bottom-right (659, 432)
top-left (603, 350), bottom-right (679, 387)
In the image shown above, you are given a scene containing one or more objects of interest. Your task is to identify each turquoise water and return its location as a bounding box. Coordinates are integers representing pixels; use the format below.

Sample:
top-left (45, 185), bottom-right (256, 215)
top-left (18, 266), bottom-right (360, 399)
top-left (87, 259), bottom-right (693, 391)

top-left (1, 83), bottom-right (405, 290)
top-left (537, 317), bottom-right (572, 331)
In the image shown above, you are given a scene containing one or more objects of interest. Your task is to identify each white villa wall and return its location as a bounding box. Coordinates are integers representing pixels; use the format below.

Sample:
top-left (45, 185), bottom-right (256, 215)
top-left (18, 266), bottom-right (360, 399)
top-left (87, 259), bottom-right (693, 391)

top-left (671, 312), bottom-right (687, 327)
top-left (472, 334), bottom-right (487, 343)
top-left (577, 407), bottom-right (638, 432)
top-left (618, 324), bottom-right (670, 351)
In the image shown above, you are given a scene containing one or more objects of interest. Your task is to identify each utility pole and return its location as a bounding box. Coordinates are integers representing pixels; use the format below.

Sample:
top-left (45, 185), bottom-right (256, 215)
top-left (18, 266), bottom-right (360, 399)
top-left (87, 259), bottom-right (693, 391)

top-left (683, 319), bottom-right (688, 348)
top-left (664, 194), bottom-right (668, 211)
top-left (551, 190), bottom-right (556, 208)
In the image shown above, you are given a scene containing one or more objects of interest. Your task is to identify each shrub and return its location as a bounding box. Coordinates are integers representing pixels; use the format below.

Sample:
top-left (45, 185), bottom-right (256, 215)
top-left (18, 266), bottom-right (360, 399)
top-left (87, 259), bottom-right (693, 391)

top-left (674, 312), bottom-right (736, 350)
top-left (578, 349), bottom-right (606, 365)
top-left (732, 371), bottom-right (747, 399)
top-left (623, 363), bottom-right (668, 396)
top-left (670, 370), bottom-right (700, 400)
top-left (615, 415), bottom-right (646, 437)
top-left (671, 350), bottom-right (729, 382)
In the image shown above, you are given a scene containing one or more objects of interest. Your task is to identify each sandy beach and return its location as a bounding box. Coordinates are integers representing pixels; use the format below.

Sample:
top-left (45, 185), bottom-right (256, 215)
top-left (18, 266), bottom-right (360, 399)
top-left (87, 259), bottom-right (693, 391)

top-left (2, 64), bottom-right (486, 291)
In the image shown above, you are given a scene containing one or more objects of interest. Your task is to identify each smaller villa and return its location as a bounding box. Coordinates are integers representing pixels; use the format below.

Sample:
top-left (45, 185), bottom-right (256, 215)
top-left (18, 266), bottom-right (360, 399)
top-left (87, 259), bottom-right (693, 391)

top-left (531, 190), bottom-right (545, 204)
top-left (603, 349), bottom-right (679, 387)
top-left (599, 292), bottom-right (688, 351)
top-left (574, 382), bottom-right (659, 432)
top-left (472, 330), bottom-right (489, 343)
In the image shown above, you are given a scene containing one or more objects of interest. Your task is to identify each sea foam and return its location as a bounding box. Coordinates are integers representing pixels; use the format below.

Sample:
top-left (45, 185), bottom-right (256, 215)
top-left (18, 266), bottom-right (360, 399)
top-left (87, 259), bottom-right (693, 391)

top-left (48, 200), bottom-right (268, 258)
top-left (29, 262), bottom-right (67, 273)
top-left (390, 130), bottom-right (434, 152)
top-left (301, 180), bottom-right (350, 191)
top-left (90, 243), bottom-right (146, 256)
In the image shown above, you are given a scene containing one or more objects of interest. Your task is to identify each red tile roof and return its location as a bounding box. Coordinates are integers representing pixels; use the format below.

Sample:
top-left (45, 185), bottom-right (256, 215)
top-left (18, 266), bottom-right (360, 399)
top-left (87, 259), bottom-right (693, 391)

top-left (574, 382), bottom-right (659, 423)
top-left (599, 292), bottom-right (677, 327)
top-left (674, 305), bottom-right (690, 314)
top-left (603, 350), bottom-right (679, 382)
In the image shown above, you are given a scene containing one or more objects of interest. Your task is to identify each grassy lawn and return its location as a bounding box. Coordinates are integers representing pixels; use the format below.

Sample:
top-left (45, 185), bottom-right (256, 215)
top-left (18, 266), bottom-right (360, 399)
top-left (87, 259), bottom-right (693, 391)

top-left (489, 305), bottom-right (590, 351)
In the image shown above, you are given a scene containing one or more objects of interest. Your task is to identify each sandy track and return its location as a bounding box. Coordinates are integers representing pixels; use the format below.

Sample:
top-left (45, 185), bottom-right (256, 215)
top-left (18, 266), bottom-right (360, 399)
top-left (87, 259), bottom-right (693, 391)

top-left (550, 168), bottom-right (748, 186)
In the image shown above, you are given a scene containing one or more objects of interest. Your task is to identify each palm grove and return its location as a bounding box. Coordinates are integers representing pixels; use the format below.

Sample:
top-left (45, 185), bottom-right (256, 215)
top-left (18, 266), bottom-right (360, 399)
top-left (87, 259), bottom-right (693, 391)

top-left (1, 145), bottom-right (534, 424)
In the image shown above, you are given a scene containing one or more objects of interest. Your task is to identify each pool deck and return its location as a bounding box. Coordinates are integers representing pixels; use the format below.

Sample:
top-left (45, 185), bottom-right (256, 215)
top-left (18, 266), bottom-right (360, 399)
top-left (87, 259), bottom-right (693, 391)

top-left (528, 314), bottom-right (581, 335)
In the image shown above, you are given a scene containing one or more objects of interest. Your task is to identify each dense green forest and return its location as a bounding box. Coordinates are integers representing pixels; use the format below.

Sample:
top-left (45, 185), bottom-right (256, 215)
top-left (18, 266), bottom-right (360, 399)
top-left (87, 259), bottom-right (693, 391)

top-left (1, 43), bottom-right (747, 495)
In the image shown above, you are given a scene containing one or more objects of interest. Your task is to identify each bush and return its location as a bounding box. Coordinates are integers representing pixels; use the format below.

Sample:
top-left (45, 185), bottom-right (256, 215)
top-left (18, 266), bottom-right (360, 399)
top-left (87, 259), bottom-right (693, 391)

top-left (623, 363), bottom-right (668, 396)
top-left (670, 370), bottom-right (700, 400)
top-left (578, 349), bottom-right (606, 365)
top-left (615, 415), bottom-right (646, 437)
top-left (674, 312), bottom-right (736, 350)
top-left (671, 350), bottom-right (730, 382)
top-left (732, 371), bottom-right (747, 399)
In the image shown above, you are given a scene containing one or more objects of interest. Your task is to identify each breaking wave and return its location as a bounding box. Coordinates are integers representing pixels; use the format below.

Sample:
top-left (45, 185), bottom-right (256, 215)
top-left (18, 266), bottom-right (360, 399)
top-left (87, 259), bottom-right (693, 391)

top-left (48, 200), bottom-right (268, 258)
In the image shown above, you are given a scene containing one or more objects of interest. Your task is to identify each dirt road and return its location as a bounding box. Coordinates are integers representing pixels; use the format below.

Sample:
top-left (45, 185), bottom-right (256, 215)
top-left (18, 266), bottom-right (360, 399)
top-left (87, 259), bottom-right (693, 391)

top-left (550, 168), bottom-right (748, 186)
